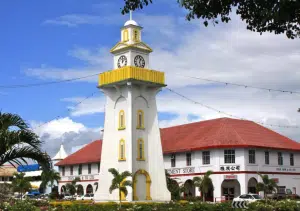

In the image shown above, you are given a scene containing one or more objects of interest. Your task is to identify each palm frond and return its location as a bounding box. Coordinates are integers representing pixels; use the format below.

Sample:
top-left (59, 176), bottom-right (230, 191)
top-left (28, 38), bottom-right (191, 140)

top-left (109, 183), bottom-right (118, 194)
top-left (108, 168), bottom-right (120, 178)
top-left (0, 112), bottom-right (28, 131)
top-left (120, 171), bottom-right (132, 178)
top-left (120, 186), bottom-right (128, 196)
top-left (122, 180), bottom-right (132, 187)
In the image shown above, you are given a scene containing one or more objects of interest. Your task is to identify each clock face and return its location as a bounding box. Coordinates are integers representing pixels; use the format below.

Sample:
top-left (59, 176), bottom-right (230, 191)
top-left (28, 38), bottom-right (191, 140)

top-left (134, 55), bottom-right (145, 68)
top-left (117, 55), bottom-right (127, 68)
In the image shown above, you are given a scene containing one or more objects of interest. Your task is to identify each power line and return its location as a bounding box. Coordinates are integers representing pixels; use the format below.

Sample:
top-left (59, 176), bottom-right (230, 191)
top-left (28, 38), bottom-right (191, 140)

top-left (166, 87), bottom-right (299, 129)
top-left (174, 73), bottom-right (300, 95)
top-left (32, 91), bottom-right (99, 130)
top-left (0, 73), bottom-right (100, 89)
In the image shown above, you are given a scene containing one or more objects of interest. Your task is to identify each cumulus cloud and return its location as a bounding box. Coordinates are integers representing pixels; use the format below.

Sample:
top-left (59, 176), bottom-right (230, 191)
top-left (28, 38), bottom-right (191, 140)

top-left (30, 117), bottom-right (103, 157)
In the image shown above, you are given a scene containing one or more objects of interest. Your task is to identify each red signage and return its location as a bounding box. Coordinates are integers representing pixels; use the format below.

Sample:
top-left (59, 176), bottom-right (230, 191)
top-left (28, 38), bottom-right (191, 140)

top-left (272, 178), bottom-right (279, 183)
top-left (224, 175), bottom-right (237, 180)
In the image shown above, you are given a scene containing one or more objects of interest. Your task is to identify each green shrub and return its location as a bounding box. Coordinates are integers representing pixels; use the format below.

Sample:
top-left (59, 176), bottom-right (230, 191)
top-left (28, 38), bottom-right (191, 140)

top-left (7, 200), bottom-right (40, 211)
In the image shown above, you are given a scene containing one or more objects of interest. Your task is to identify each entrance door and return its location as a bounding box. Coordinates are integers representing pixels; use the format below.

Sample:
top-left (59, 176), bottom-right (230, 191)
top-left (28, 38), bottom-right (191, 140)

top-left (223, 187), bottom-right (235, 201)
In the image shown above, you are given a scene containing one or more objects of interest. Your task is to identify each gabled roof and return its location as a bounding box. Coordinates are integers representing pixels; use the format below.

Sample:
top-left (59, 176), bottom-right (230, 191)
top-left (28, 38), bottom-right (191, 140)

top-left (52, 144), bottom-right (68, 161)
top-left (55, 140), bottom-right (102, 166)
top-left (161, 118), bottom-right (300, 153)
top-left (55, 118), bottom-right (300, 166)
top-left (110, 41), bottom-right (153, 53)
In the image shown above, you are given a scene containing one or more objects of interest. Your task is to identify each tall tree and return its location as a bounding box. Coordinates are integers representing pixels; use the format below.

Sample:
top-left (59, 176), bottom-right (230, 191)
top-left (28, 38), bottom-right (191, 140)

top-left (256, 173), bottom-right (278, 200)
top-left (11, 172), bottom-right (31, 200)
top-left (108, 168), bottom-right (132, 207)
top-left (66, 177), bottom-right (81, 196)
top-left (121, 0), bottom-right (300, 39)
top-left (0, 112), bottom-right (51, 170)
top-left (165, 170), bottom-right (180, 200)
top-left (41, 168), bottom-right (61, 192)
top-left (193, 170), bottom-right (214, 202)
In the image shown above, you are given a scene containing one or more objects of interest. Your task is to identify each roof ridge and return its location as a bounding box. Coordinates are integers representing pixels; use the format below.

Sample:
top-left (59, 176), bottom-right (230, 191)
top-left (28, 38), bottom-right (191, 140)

top-left (228, 119), bottom-right (248, 145)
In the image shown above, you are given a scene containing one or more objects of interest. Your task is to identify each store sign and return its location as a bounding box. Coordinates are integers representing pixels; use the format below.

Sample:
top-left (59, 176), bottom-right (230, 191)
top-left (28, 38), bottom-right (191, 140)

top-left (220, 165), bottom-right (240, 171)
top-left (167, 167), bottom-right (195, 175)
top-left (224, 175), bottom-right (237, 180)
top-left (68, 175), bottom-right (95, 181)
top-left (272, 178), bottom-right (279, 183)
top-left (276, 167), bottom-right (296, 172)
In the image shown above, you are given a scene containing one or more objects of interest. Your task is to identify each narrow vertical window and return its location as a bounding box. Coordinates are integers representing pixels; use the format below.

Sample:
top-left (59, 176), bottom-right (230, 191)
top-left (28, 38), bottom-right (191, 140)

top-left (265, 151), bottom-right (269, 165)
top-left (70, 166), bottom-right (73, 176)
top-left (278, 152), bottom-right (283, 165)
top-left (62, 166), bottom-right (65, 176)
top-left (137, 110), bottom-right (144, 129)
top-left (119, 110), bottom-right (125, 130)
top-left (123, 29), bottom-right (129, 42)
top-left (137, 139), bottom-right (145, 160)
top-left (249, 150), bottom-right (256, 164)
top-left (133, 30), bottom-right (139, 41)
top-left (224, 149), bottom-right (235, 164)
top-left (119, 139), bottom-right (126, 161)
top-left (97, 163), bottom-right (100, 173)
top-left (171, 154), bottom-right (176, 167)
top-left (88, 164), bottom-right (92, 174)
top-left (290, 153), bottom-right (294, 166)
top-left (202, 151), bottom-right (210, 165)
top-left (78, 164), bottom-right (82, 175)
top-left (186, 153), bottom-right (192, 166)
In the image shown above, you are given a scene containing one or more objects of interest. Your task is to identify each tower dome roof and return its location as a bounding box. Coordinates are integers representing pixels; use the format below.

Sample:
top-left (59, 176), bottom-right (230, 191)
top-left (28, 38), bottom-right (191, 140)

top-left (124, 19), bottom-right (139, 27)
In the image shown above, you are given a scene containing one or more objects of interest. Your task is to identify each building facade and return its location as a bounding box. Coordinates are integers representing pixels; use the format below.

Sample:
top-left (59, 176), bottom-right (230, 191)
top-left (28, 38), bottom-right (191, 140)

top-left (56, 118), bottom-right (300, 201)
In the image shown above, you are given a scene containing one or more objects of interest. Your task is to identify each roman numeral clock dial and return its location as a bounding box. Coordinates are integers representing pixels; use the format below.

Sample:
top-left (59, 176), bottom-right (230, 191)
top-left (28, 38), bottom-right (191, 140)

top-left (134, 55), bottom-right (145, 68)
top-left (117, 55), bottom-right (127, 68)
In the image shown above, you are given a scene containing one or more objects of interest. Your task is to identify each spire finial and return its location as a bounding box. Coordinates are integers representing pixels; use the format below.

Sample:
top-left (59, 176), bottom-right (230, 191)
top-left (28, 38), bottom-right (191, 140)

top-left (130, 10), bottom-right (133, 20)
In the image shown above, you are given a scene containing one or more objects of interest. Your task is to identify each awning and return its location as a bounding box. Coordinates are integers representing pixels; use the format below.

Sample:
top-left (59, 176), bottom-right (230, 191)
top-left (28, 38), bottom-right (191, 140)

top-left (24, 170), bottom-right (42, 177)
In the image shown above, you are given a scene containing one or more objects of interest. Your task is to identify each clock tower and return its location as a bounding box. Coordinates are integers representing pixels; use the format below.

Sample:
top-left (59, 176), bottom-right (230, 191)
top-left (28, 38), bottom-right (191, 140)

top-left (94, 13), bottom-right (170, 202)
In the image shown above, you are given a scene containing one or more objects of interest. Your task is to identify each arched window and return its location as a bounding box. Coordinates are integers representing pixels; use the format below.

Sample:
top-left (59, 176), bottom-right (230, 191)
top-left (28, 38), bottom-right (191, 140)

top-left (123, 29), bottom-right (129, 42)
top-left (137, 138), bottom-right (145, 161)
top-left (133, 29), bottom-right (140, 42)
top-left (136, 110), bottom-right (144, 129)
top-left (119, 110), bottom-right (125, 130)
top-left (119, 139), bottom-right (126, 161)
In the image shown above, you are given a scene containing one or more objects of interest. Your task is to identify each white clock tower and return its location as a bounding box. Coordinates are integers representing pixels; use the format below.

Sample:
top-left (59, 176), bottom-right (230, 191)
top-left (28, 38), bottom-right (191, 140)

top-left (94, 13), bottom-right (170, 202)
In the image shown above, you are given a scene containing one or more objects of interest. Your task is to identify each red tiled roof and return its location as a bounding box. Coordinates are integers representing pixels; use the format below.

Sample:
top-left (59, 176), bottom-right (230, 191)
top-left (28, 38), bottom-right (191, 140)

top-left (161, 118), bottom-right (300, 153)
top-left (56, 140), bottom-right (102, 166)
top-left (56, 118), bottom-right (300, 165)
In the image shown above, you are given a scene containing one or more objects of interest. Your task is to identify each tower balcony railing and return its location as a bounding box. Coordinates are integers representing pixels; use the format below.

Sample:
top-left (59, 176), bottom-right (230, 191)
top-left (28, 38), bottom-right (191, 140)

top-left (98, 66), bottom-right (165, 87)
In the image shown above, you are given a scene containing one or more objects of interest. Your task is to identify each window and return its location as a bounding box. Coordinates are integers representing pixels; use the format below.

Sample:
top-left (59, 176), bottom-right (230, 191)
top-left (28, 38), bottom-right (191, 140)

top-left (137, 110), bottom-right (144, 129)
top-left (202, 151), bottom-right (210, 165)
top-left (171, 154), bottom-right (176, 167)
top-left (119, 110), bottom-right (125, 130)
top-left (278, 152), bottom-right (283, 165)
top-left (70, 166), bottom-right (73, 176)
top-left (122, 29), bottom-right (129, 42)
top-left (137, 139), bottom-right (145, 160)
top-left (119, 139), bottom-right (126, 161)
top-left (265, 151), bottom-right (269, 165)
top-left (249, 150), bottom-right (256, 164)
top-left (97, 163), bottom-right (100, 173)
top-left (133, 30), bottom-right (139, 41)
top-left (88, 164), bottom-right (92, 174)
top-left (186, 153), bottom-right (192, 166)
top-left (78, 164), bottom-right (82, 175)
top-left (290, 153), bottom-right (294, 166)
top-left (62, 166), bottom-right (65, 176)
top-left (224, 149), bottom-right (235, 164)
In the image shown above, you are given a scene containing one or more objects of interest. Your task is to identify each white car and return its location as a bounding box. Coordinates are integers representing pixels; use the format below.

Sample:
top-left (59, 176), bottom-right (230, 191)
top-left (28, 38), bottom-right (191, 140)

top-left (63, 193), bottom-right (73, 200)
top-left (75, 195), bottom-right (84, 200)
top-left (233, 193), bottom-right (262, 203)
top-left (81, 193), bottom-right (94, 200)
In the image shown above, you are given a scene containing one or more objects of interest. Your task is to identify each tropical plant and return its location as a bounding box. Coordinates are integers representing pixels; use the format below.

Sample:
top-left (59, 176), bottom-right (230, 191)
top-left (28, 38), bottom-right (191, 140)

top-left (108, 168), bottom-right (132, 207)
top-left (11, 172), bottom-right (31, 200)
top-left (121, 0), bottom-right (300, 39)
top-left (165, 170), bottom-right (180, 200)
top-left (66, 177), bottom-right (81, 196)
top-left (193, 170), bottom-right (214, 202)
top-left (256, 173), bottom-right (278, 200)
top-left (41, 168), bottom-right (61, 191)
top-left (0, 112), bottom-right (51, 170)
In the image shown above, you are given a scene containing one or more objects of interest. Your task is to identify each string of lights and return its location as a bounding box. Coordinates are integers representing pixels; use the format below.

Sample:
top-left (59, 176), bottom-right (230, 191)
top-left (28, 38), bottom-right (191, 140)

top-left (32, 91), bottom-right (100, 130)
top-left (173, 73), bottom-right (300, 95)
top-left (0, 73), bottom-right (100, 89)
top-left (166, 87), bottom-right (299, 129)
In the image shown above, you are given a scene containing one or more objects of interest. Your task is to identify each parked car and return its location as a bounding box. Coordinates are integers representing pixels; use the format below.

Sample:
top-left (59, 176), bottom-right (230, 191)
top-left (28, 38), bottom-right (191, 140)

top-left (81, 193), bottom-right (94, 200)
top-left (233, 194), bottom-right (262, 203)
top-left (63, 193), bottom-right (73, 200)
top-left (75, 195), bottom-right (83, 200)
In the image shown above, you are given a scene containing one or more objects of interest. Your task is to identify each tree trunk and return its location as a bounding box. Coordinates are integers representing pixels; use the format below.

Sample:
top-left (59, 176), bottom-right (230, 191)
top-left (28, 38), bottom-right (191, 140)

top-left (203, 193), bottom-right (205, 202)
top-left (119, 189), bottom-right (121, 208)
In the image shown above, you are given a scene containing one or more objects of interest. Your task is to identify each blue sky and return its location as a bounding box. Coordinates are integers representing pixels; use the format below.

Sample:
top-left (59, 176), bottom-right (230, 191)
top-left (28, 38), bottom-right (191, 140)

top-left (1, 1), bottom-right (300, 156)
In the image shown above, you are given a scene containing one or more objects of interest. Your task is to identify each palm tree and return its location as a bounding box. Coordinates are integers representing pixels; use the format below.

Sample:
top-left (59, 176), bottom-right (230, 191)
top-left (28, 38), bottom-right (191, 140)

top-left (66, 177), bottom-right (81, 196)
top-left (11, 172), bottom-right (31, 200)
top-left (0, 112), bottom-right (51, 170)
top-left (108, 168), bottom-right (132, 207)
top-left (193, 170), bottom-right (214, 202)
top-left (256, 173), bottom-right (278, 200)
top-left (41, 168), bottom-right (61, 192)
top-left (165, 170), bottom-right (180, 200)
